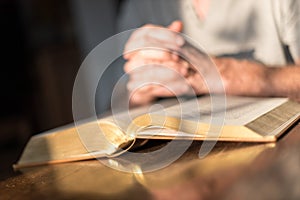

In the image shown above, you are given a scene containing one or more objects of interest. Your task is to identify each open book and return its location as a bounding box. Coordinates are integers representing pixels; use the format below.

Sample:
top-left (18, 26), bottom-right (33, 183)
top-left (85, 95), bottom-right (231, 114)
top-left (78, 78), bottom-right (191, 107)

top-left (14, 95), bottom-right (300, 169)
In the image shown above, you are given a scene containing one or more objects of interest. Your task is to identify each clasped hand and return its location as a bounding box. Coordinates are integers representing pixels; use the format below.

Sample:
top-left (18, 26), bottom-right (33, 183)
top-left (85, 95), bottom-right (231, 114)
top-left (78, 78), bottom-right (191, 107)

top-left (123, 21), bottom-right (220, 106)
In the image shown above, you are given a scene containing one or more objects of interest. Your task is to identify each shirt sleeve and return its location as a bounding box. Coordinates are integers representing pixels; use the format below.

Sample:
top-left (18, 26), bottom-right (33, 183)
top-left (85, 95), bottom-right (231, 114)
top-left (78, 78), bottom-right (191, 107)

top-left (280, 0), bottom-right (300, 62)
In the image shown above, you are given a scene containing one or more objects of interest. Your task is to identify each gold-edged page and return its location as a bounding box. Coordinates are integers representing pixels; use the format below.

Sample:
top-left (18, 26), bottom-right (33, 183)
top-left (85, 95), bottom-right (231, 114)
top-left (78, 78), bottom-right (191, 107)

top-left (14, 98), bottom-right (180, 169)
top-left (14, 120), bottom-right (118, 169)
top-left (135, 96), bottom-right (299, 142)
top-left (245, 100), bottom-right (300, 138)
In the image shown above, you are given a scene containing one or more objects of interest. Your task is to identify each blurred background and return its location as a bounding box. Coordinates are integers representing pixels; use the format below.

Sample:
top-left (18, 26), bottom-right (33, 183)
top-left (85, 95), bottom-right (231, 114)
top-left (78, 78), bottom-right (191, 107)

top-left (0, 0), bottom-right (124, 180)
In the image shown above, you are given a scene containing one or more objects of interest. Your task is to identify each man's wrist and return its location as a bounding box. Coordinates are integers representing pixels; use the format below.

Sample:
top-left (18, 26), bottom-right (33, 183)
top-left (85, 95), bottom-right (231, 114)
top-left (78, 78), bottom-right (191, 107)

top-left (262, 67), bottom-right (279, 97)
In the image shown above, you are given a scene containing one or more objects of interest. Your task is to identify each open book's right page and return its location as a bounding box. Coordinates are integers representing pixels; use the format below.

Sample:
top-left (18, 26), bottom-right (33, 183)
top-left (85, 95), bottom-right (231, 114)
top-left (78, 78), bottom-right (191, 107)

top-left (137, 95), bottom-right (300, 142)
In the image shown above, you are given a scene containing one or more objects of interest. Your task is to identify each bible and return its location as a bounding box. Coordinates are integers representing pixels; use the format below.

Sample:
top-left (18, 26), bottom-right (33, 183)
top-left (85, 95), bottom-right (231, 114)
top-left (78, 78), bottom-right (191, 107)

top-left (14, 95), bottom-right (300, 169)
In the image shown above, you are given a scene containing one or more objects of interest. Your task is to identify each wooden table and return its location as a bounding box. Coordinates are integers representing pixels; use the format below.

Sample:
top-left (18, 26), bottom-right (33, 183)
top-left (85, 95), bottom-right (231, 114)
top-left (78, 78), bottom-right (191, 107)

top-left (1, 122), bottom-right (300, 200)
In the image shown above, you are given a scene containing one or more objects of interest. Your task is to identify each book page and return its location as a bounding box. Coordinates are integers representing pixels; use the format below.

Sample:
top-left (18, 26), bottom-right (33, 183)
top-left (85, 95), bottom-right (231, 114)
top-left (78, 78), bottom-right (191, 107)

top-left (101, 98), bottom-right (180, 131)
top-left (134, 95), bottom-right (293, 141)
top-left (14, 121), bottom-right (119, 169)
top-left (151, 95), bottom-right (288, 126)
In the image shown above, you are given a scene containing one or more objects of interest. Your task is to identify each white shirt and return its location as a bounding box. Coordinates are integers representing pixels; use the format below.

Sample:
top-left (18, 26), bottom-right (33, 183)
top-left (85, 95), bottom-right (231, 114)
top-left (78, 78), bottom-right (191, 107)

top-left (118, 0), bottom-right (300, 66)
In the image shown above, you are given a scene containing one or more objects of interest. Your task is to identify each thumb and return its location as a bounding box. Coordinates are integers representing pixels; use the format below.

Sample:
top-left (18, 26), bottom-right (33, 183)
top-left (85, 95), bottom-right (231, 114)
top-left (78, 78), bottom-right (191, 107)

top-left (167, 20), bottom-right (183, 32)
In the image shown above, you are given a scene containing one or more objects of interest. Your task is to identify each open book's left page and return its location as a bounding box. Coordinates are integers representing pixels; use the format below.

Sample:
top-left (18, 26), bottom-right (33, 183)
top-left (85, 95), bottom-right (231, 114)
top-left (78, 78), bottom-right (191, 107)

top-left (14, 121), bottom-right (120, 169)
top-left (14, 99), bottom-right (176, 169)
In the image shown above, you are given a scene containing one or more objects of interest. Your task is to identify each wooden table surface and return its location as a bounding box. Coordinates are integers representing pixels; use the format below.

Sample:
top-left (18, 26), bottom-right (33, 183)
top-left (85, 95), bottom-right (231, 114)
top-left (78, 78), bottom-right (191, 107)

top-left (1, 122), bottom-right (300, 200)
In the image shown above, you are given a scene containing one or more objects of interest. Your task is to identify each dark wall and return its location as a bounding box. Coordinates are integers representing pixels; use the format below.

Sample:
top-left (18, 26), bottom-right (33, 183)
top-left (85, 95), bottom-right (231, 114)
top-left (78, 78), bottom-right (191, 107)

top-left (0, 0), bottom-right (122, 180)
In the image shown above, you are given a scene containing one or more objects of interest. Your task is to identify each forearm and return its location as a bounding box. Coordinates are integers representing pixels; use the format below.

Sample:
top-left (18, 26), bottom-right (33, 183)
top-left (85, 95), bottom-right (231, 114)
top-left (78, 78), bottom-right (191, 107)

top-left (266, 65), bottom-right (300, 101)
top-left (211, 57), bottom-right (300, 100)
